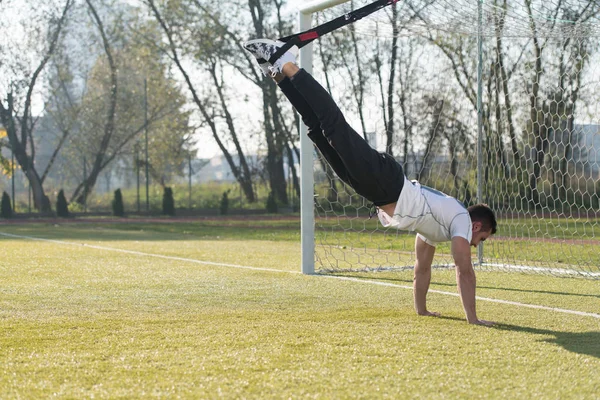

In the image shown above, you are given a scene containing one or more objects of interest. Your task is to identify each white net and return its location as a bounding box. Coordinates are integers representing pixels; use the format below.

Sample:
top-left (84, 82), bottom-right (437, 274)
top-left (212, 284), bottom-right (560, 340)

top-left (303, 0), bottom-right (600, 277)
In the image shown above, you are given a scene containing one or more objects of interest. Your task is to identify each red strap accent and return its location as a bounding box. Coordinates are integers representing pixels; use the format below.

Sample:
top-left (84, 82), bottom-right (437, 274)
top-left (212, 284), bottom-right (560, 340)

top-left (299, 31), bottom-right (319, 42)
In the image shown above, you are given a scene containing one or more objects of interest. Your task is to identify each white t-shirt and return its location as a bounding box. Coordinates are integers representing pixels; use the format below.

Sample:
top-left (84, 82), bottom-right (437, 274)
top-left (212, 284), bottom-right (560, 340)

top-left (377, 177), bottom-right (472, 246)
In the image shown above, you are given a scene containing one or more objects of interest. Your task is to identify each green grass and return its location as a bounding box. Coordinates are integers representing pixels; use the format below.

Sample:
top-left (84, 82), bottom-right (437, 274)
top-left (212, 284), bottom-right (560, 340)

top-left (39, 216), bottom-right (600, 270)
top-left (1, 222), bottom-right (599, 398)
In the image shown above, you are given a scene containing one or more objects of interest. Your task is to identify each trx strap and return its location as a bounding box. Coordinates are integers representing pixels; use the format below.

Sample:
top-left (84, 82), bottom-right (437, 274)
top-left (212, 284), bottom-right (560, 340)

top-left (268, 0), bottom-right (400, 65)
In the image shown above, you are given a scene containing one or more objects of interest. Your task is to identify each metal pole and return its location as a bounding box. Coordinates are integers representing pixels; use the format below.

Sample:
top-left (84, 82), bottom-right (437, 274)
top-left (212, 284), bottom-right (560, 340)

top-left (477, 0), bottom-right (484, 265)
top-left (83, 156), bottom-right (87, 213)
top-left (11, 150), bottom-right (15, 211)
top-left (144, 78), bottom-right (150, 213)
top-left (300, 11), bottom-right (316, 275)
top-left (136, 142), bottom-right (140, 212)
top-left (288, 162), bottom-right (292, 212)
top-left (188, 153), bottom-right (192, 210)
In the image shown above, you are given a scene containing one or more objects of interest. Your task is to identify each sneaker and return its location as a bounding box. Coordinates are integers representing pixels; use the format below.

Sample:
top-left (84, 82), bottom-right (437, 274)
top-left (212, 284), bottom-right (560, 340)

top-left (254, 57), bottom-right (271, 77)
top-left (243, 38), bottom-right (298, 75)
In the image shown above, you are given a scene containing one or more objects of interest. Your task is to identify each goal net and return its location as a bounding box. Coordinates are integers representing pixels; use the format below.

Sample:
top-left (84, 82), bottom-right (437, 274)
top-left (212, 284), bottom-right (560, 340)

top-left (299, 0), bottom-right (600, 277)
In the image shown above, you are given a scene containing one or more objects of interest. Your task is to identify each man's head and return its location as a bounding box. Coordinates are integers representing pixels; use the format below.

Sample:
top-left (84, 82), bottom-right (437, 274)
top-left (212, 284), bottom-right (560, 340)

top-left (468, 204), bottom-right (497, 247)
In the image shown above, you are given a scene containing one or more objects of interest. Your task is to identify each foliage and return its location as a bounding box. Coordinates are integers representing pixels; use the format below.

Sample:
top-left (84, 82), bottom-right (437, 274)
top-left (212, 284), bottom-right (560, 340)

top-left (1, 191), bottom-right (12, 218)
top-left (162, 187), bottom-right (175, 216)
top-left (265, 191), bottom-right (278, 214)
top-left (0, 127), bottom-right (8, 177)
top-left (56, 189), bottom-right (69, 218)
top-left (0, 157), bottom-right (14, 177)
top-left (112, 189), bottom-right (125, 217)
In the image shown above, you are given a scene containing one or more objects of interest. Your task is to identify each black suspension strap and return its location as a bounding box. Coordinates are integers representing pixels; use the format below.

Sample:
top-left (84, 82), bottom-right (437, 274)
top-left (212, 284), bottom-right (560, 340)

top-left (268, 0), bottom-right (400, 65)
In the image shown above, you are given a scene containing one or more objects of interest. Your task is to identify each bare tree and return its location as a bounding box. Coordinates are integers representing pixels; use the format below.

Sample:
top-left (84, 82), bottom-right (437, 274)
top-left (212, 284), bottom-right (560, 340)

top-left (523, 0), bottom-right (598, 209)
top-left (0, 0), bottom-right (73, 212)
top-left (143, 0), bottom-right (257, 203)
top-left (68, 0), bottom-right (119, 205)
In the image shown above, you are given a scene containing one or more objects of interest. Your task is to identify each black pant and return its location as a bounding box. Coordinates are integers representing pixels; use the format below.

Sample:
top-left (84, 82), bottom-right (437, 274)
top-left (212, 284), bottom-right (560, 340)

top-left (278, 69), bottom-right (404, 206)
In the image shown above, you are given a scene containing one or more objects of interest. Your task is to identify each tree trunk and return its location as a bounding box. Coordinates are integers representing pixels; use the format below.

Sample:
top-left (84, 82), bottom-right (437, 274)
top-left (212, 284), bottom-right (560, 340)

top-left (385, 3), bottom-right (399, 155)
top-left (74, 0), bottom-right (118, 205)
top-left (263, 82), bottom-right (288, 205)
top-left (417, 99), bottom-right (444, 183)
top-left (209, 61), bottom-right (256, 202)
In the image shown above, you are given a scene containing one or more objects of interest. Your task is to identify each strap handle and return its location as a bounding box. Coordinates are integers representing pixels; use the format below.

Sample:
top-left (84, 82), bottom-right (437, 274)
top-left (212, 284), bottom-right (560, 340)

top-left (269, 0), bottom-right (400, 65)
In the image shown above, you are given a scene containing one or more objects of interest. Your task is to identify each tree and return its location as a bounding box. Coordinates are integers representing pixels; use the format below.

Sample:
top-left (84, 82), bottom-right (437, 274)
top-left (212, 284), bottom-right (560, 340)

top-left (522, 0), bottom-right (598, 209)
top-left (142, 0), bottom-right (257, 203)
top-left (265, 191), bottom-right (278, 214)
top-left (162, 187), bottom-right (175, 216)
top-left (0, 0), bottom-right (73, 212)
top-left (220, 190), bottom-right (230, 215)
top-left (179, 0), bottom-right (296, 205)
top-left (112, 188), bottom-right (124, 217)
top-left (1, 192), bottom-right (13, 219)
top-left (43, 2), bottom-right (195, 202)
top-left (416, 0), bottom-right (600, 211)
top-left (56, 189), bottom-right (69, 217)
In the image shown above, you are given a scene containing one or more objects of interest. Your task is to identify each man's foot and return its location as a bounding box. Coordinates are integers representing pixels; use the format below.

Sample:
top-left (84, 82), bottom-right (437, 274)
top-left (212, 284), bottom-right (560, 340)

top-left (243, 38), bottom-right (298, 76)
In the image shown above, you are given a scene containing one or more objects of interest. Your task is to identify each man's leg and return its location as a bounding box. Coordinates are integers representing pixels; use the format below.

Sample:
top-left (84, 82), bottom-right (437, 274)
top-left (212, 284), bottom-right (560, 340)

top-left (243, 38), bottom-right (403, 205)
top-left (276, 76), bottom-right (355, 185)
top-left (283, 64), bottom-right (404, 206)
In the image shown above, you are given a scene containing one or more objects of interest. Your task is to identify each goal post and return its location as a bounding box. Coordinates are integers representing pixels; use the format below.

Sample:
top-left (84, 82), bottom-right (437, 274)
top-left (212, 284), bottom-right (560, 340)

top-left (298, 4), bottom-right (316, 275)
top-left (299, 0), bottom-right (358, 275)
top-left (298, 0), bottom-right (356, 275)
top-left (297, 0), bottom-right (600, 278)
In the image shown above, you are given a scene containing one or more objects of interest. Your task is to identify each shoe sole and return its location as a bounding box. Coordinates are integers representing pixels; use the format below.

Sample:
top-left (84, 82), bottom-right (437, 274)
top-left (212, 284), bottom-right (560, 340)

top-left (243, 38), bottom-right (299, 61)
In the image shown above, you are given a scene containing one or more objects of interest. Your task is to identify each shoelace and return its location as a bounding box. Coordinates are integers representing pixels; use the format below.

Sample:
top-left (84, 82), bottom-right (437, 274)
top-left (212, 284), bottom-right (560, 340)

top-left (368, 203), bottom-right (378, 219)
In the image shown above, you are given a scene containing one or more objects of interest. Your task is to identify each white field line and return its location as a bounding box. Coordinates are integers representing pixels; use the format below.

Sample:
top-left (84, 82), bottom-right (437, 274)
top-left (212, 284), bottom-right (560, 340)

top-left (319, 276), bottom-right (600, 319)
top-left (2, 231), bottom-right (599, 320)
top-left (0, 231), bottom-right (300, 274)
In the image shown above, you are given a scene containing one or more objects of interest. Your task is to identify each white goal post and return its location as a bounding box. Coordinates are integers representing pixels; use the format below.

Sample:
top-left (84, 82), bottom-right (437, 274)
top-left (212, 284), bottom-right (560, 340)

top-left (298, 1), bottom-right (349, 274)
top-left (298, 0), bottom-right (361, 275)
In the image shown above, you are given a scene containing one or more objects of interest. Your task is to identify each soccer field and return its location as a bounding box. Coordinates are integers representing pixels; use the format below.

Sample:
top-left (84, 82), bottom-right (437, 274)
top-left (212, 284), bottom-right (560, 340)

top-left (1, 221), bottom-right (599, 398)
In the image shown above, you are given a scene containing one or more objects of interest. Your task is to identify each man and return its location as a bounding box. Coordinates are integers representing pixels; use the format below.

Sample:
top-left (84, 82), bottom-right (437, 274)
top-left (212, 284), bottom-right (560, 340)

top-left (244, 39), bottom-right (497, 326)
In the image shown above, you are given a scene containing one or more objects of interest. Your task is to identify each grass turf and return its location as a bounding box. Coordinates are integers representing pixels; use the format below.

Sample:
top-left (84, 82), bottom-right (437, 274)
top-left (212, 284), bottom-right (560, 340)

top-left (0, 222), bottom-right (599, 398)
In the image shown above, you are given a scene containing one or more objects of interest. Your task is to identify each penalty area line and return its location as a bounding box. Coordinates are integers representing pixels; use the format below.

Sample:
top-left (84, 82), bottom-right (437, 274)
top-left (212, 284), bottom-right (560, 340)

top-left (2, 231), bottom-right (598, 320)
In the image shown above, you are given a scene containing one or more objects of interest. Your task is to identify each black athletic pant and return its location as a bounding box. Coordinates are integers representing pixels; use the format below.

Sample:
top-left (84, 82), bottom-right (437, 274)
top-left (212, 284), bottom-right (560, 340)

top-left (278, 68), bottom-right (404, 206)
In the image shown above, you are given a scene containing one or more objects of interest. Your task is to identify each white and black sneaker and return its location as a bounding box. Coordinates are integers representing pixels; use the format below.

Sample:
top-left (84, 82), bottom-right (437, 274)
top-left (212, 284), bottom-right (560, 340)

top-left (254, 58), bottom-right (271, 77)
top-left (243, 38), bottom-right (298, 76)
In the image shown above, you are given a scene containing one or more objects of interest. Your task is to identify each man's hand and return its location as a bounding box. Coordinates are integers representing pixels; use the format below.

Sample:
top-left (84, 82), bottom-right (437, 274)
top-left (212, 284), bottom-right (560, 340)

top-left (469, 319), bottom-right (495, 326)
top-left (451, 237), bottom-right (486, 324)
top-left (417, 310), bottom-right (441, 317)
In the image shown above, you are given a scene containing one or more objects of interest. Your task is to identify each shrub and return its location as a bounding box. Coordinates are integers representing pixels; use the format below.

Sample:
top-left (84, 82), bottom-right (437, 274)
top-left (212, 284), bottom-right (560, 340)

top-left (56, 189), bottom-right (69, 218)
top-left (162, 187), bottom-right (175, 216)
top-left (112, 189), bottom-right (125, 217)
top-left (266, 191), bottom-right (278, 214)
top-left (1, 191), bottom-right (12, 219)
top-left (220, 190), bottom-right (230, 215)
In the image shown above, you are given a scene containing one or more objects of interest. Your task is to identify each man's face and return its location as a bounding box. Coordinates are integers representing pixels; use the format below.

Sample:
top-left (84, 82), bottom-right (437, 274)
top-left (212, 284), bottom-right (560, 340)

top-left (470, 222), bottom-right (492, 247)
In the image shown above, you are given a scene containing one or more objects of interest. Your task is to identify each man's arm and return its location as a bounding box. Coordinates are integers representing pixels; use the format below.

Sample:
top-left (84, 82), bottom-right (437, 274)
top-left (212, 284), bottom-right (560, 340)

top-left (451, 237), bottom-right (494, 326)
top-left (414, 236), bottom-right (439, 317)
